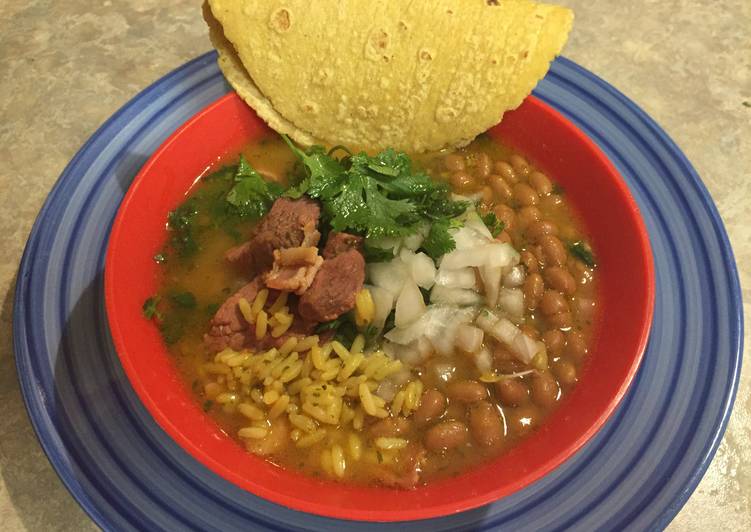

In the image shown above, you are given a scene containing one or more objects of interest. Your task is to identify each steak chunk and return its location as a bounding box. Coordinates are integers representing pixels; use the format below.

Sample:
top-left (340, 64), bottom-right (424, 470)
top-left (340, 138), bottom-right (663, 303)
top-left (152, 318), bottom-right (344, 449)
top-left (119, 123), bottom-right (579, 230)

top-left (204, 277), bottom-right (265, 353)
top-left (298, 249), bottom-right (365, 322)
top-left (226, 198), bottom-right (321, 274)
top-left (204, 277), bottom-right (317, 353)
top-left (322, 231), bottom-right (363, 259)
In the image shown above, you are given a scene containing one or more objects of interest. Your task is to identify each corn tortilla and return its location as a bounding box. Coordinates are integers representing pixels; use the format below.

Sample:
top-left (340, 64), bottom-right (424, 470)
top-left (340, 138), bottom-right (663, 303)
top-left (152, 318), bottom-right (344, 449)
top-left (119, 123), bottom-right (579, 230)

top-left (206, 0), bottom-right (573, 152)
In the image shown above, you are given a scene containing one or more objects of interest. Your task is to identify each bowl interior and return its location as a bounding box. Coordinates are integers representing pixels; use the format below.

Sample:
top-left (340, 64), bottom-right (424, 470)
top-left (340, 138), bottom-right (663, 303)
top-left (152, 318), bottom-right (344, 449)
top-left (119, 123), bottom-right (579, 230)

top-left (105, 92), bottom-right (654, 521)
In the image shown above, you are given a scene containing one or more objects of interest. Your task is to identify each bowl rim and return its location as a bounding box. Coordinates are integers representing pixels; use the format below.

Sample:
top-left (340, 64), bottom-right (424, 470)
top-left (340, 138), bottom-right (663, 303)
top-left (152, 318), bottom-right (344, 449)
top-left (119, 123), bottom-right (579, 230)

top-left (105, 91), bottom-right (655, 521)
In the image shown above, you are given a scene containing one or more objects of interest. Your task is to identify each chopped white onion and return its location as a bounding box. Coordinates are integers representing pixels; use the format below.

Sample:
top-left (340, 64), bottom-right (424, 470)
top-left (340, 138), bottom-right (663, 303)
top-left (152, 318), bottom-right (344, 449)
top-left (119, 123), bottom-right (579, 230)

top-left (368, 261), bottom-right (408, 296)
top-left (498, 288), bottom-right (524, 320)
top-left (395, 279), bottom-right (426, 328)
top-left (480, 265), bottom-right (502, 308)
top-left (474, 346), bottom-right (493, 373)
top-left (475, 309), bottom-right (545, 365)
top-left (432, 361), bottom-right (456, 382)
top-left (435, 267), bottom-right (478, 289)
top-left (430, 286), bottom-right (484, 306)
top-left (367, 285), bottom-right (395, 330)
top-left (503, 265), bottom-right (526, 288)
top-left (463, 211), bottom-right (493, 240)
top-left (440, 243), bottom-right (518, 270)
top-left (400, 250), bottom-right (436, 289)
top-left (376, 380), bottom-right (397, 402)
top-left (385, 305), bottom-right (476, 346)
top-left (454, 324), bottom-right (484, 354)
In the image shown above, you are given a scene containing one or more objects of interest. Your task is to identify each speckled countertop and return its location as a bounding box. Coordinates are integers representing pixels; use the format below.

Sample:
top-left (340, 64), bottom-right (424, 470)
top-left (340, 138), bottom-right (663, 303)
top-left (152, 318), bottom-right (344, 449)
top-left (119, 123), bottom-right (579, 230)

top-left (0, 1), bottom-right (748, 530)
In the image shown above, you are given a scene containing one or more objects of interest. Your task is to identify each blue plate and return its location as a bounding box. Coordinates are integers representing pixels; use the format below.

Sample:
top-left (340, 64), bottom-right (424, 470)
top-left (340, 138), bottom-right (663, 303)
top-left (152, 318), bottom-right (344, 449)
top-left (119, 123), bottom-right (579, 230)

top-left (14, 53), bottom-right (743, 531)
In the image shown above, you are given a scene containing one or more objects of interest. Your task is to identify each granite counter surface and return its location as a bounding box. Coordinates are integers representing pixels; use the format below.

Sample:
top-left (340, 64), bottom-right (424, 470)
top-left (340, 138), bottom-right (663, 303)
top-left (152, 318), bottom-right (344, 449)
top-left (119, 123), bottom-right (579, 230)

top-left (1, 1), bottom-right (748, 530)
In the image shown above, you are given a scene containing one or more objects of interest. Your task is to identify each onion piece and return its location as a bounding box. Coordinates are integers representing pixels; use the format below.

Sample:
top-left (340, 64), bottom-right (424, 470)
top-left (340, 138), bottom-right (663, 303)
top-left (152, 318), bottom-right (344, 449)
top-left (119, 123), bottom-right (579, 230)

top-left (376, 380), bottom-right (397, 402)
top-left (385, 305), bottom-right (476, 346)
top-left (474, 346), bottom-right (493, 373)
top-left (480, 265), bottom-right (502, 308)
top-left (454, 324), bottom-right (484, 354)
top-left (498, 288), bottom-right (524, 320)
top-left (367, 285), bottom-right (395, 330)
top-left (463, 211), bottom-right (493, 240)
top-left (503, 265), bottom-right (526, 288)
top-left (395, 279), bottom-right (426, 328)
top-left (430, 286), bottom-right (484, 306)
top-left (368, 261), bottom-right (408, 296)
top-left (475, 309), bottom-right (547, 367)
top-left (435, 267), bottom-right (477, 289)
top-left (400, 249), bottom-right (436, 289)
top-left (440, 243), bottom-right (518, 270)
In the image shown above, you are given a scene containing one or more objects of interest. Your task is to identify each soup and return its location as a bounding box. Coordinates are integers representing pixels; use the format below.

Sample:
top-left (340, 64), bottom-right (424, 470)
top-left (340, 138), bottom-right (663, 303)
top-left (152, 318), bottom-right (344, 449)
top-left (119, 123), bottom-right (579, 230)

top-left (144, 133), bottom-right (597, 488)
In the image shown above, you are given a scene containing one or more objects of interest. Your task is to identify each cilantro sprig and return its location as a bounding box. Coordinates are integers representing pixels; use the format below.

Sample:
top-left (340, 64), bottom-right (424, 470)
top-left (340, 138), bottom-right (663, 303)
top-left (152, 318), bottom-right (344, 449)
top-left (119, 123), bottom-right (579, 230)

top-left (226, 155), bottom-right (284, 219)
top-left (283, 136), bottom-right (467, 259)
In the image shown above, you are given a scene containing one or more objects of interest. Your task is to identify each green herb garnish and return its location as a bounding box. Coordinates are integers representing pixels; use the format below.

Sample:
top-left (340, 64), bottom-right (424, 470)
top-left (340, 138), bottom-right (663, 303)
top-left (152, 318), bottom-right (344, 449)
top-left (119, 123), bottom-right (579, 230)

top-left (569, 241), bottom-right (596, 267)
top-left (362, 243), bottom-right (396, 263)
top-left (481, 212), bottom-right (505, 237)
top-left (170, 291), bottom-right (197, 308)
top-left (284, 136), bottom-right (467, 258)
top-left (226, 155), bottom-right (284, 220)
top-left (142, 295), bottom-right (163, 321)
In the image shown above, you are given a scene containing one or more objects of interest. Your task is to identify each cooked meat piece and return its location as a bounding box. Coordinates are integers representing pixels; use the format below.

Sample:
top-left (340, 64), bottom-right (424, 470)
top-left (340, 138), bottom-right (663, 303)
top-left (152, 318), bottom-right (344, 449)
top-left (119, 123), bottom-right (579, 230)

top-left (225, 240), bottom-right (254, 270)
top-left (204, 278), bottom-right (318, 353)
top-left (298, 248), bottom-right (365, 322)
top-left (373, 443), bottom-right (426, 490)
top-left (264, 248), bottom-right (324, 295)
top-left (322, 231), bottom-right (363, 259)
top-left (225, 198), bottom-right (321, 274)
top-left (204, 277), bottom-right (265, 353)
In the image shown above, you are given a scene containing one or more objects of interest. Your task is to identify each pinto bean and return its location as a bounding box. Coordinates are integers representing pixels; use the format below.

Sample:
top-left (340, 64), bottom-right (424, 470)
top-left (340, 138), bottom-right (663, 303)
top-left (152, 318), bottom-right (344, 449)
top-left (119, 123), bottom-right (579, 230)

top-left (565, 330), bottom-right (588, 362)
top-left (451, 171), bottom-right (474, 192)
top-left (544, 266), bottom-right (577, 295)
top-left (494, 161), bottom-right (517, 183)
top-left (529, 171), bottom-right (553, 195)
top-left (493, 204), bottom-right (515, 232)
top-left (412, 389), bottom-right (446, 426)
top-left (424, 420), bottom-right (469, 451)
top-left (495, 378), bottom-right (529, 407)
top-left (540, 290), bottom-right (569, 317)
top-left (516, 206), bottom-right (542, 230)
top-left (504, 405), bottom-right (540, 437)
top-left (547, 311), bottom-right (574, 329)
top-left (553, 360), bottom-right (578, 387)
top-left (509, 154), bottom-right (530, 176)
top-left (520, 250), bottom-right (539, 273)
top-left (540, 235), bottom-right (567, 266)
top-left (369, 416), bottom-right (412, 438)
top-left (542, 329), bottom-right (565, 355)
top-left (446, 380), bottom-right (488, 403)
top-left (523, 273), bottom-right (544, 310)
top-left (474, 152), bottom-right (491, 179)
top-left (527, 220), bottom-right (559, 242)
top-left (469, 401), bottom-right (504, 447)
top-left (530, 371), bottom-right (559, 408)
top-left (489, 175), bottom-right (512, 202)
top-left (444, 153), bottom-right (465, 171)
top-left (513, 183), bottom-right (539, 207)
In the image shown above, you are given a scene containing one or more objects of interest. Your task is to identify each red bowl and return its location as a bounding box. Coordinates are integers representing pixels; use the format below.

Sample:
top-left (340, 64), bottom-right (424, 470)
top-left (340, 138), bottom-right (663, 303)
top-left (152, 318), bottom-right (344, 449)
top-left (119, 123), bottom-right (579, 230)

top-left (105, 92), bottom-right (654, 521)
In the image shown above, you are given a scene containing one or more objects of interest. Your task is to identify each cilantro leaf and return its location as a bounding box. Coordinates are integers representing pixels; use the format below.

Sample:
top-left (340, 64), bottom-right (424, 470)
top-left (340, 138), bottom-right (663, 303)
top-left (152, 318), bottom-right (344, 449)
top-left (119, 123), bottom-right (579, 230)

top-left (481, 212), bottom-right (505, 237)
top-left (362, 243), bottom-right (396, 263)
top-left (226, 155), bottom-right (283, 220)
top-left (170, 291), bottom-right (196, 308)
top-left (142, 295), bottom-right (163, 321)
top-left (167, 199), bottom-right (200, 258)
top-left (569, 241), bottom-right (596, 267)
top-left (422, 219), bottom-right (457, 260)
top-left (284, 138), bottom-right (468, 257)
